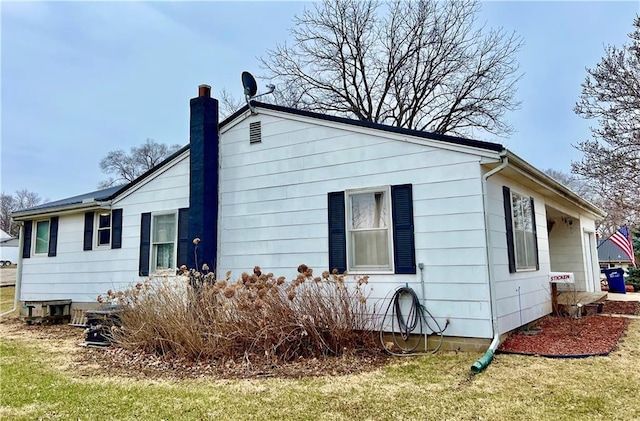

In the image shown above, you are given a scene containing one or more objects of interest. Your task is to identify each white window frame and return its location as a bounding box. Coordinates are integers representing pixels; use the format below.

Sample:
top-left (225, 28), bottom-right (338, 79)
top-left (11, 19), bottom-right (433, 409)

top-left (33, 219), bottom-right (50, 255)
top-left (95, 211), bottom-right (112, 248)
top-left (346, 186), bottom-right (394, 273)
top-left (150, 211), bottom-right (178, 272)
top-left (510, 190), bottom-right (537, 271)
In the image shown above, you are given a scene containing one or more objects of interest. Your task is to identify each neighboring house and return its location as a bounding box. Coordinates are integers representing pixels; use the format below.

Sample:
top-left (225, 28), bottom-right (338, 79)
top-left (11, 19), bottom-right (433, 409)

top-left (0, 229), bottom-right (19, 265)
top-left (597, 238), bottom-right (633, 272)
top-left (10, 84), bottom-right (605, 347)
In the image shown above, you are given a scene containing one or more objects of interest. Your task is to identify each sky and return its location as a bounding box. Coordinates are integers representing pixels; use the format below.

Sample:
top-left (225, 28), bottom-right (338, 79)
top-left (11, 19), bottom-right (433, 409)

top-left (1, 1), bottom-right (639, 203)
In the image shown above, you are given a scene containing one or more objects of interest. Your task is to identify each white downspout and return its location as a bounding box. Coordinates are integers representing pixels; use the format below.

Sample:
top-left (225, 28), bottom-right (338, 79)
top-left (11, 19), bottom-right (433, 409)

top-left (471, 154), bottom-right (509, 374)
top-left (1, 222), bottom-right (24, 318)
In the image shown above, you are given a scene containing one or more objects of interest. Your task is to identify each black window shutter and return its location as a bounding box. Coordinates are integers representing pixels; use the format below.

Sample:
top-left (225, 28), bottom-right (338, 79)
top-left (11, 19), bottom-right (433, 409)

top-left (111, 209), bottom-right (123, 249)
top-left (503, 186), bottom-right (516, 273)
top-left (530, 197), bottom-right (539, 270)
top-left (48, 216), bottom-right (59, 257)
top-left (22, 220), bottom-right (32, 259)
top-left (83, 212), bottom-right (94, 251)
top-left (328, 191), bottom-right (347, 274)
top-left (139, 213), bottom-right (152, 276)
top-left (177, 208), bottom-right (190, 268)
top-left (391, 184), bottom-right (416, 274)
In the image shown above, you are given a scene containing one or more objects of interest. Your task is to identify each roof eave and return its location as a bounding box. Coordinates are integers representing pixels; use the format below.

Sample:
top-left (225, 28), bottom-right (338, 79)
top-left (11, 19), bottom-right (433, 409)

top-left (504, 150), bottom-right (606, 219)
top-left (221, 101), bottom-right (504, 153)
top-left (11, 201), bottom-right (111, 221)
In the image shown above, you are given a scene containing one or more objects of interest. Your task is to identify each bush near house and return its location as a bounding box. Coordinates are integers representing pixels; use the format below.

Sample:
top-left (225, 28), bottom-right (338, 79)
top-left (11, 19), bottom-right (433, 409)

top-left (100, 265), bottom-right (379, 363)
top-left (626, 266), bottom-right (640, 292)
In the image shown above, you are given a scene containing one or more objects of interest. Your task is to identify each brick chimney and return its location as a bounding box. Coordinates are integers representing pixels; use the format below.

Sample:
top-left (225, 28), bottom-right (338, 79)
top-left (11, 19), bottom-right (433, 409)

top-left (188, 84), bottom-right (219, 271)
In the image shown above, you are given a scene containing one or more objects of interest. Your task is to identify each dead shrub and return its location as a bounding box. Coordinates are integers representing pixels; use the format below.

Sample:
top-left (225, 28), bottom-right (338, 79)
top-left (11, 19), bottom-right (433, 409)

top-left (101, 266), bottom-right (379, 363)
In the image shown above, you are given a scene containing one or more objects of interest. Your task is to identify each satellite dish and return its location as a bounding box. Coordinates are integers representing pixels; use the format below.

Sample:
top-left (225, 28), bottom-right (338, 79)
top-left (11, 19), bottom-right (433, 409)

top-left (242, 71), bottom-right (258, 98)
top-left (241, 71), bottom-right (276, 114)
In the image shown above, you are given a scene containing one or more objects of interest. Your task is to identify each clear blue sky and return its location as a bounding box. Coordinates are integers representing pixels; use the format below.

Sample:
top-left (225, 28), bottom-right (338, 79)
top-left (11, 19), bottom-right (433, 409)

top-left (2, 1), bottom-right (638, 202)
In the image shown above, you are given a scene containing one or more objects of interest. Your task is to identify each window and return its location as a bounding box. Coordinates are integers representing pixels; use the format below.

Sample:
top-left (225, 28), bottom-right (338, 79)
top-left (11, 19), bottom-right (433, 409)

top-left (348, 189), bottom-right (392, 271)
top-left (503, 186), bottom-right (539, 272)
top-left (328, 184), bottom-right (415, 274)
top-left (139, 209), bottom-right (188, 276)
top-left (97, 212), bottom-right (111, 246)
top-left (511, 192), bottom-right (537, 270)
top-left (84, 209), bottom-right (122, 251)
top-left (151, 213), bottom-right (177, 271)
top-left (34, 220), bottom-right (50, 254)
top-left (22, 217), bottom-right (58, 258)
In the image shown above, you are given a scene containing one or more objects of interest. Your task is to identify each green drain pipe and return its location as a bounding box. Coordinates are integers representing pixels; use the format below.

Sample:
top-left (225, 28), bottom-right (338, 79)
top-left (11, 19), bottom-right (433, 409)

top-left (471, 350), bottom-right (493, 374)
top-left (471, 335), bottom-right (499, 374)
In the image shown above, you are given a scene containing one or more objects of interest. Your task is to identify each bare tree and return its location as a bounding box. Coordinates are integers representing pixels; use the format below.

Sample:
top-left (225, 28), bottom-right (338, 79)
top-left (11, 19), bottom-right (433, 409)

top-left (260, 0), bottom-right (522, 136)
top-left (14, 189), bottom-right (44, 211)
top-left (99, 139), bottom-right (182, 189)
top-left (544, 168), bottom-right (637, 237)
top-left (219, 88), bottom-right (246, 119)
top-left (544, 169), bottom-right (593, 198)
top-left (572, 15), bottom-right (640, 234)
top-left (0, 193), bottom-right (16, 236)
top-left (0, 189), bottom-right (46, 236)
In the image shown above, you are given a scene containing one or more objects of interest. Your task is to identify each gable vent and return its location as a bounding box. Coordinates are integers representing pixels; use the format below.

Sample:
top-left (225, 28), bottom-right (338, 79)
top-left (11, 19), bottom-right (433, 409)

top-left (249, 121), bottom-right (262, 144)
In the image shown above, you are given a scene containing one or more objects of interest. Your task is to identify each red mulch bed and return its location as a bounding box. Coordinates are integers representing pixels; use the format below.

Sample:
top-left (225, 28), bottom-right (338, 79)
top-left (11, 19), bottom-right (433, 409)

top-left (498, 305), bottom-right (634, 358)
top-left (602, 300), bottom-right (640, 315)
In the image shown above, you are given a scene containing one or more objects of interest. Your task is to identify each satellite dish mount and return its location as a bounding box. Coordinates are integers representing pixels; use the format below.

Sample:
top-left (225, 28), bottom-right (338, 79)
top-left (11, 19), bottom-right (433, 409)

top-left (241, 71), bottom-right (275, 114)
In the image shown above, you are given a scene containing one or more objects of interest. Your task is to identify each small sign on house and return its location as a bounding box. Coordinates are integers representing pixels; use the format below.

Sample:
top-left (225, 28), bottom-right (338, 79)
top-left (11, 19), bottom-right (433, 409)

top-left (549, 272), bottom-right (575, 284)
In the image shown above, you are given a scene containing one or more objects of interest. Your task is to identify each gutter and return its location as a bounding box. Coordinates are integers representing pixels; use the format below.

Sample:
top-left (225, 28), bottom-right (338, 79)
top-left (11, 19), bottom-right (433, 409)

top-left (504, 151), bottom-right (605, 219)
top-left (0, 222), bottom-right (24, 318)
top-left (11, 201), bottom-right (112, 221)
top-left (471, 153), bottom-right (509, 374)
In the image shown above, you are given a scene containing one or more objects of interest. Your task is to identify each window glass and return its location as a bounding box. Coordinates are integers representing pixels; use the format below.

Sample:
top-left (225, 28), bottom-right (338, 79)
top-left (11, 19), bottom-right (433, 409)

top-left (351, 192), bottom-right (388, 229)
top-left (151, 213), bottom-right (176, 271)
top-left (348, 190), bottom-right (391, 270)
top-left (511, 191), bottom-right (536, 270)
top-left (35, 220), bottom-right (50, 254)
top-left (352, 230), bottom-right (390, 266)
top-left (97, 212), bottom-right (111, 246)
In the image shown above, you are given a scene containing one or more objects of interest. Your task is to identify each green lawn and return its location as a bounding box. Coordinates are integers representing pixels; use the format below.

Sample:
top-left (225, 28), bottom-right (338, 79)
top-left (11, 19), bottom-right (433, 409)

top-left (0, 286), bottom-right (15, 314)
top-left (1, 319), bottom-right (639, 420)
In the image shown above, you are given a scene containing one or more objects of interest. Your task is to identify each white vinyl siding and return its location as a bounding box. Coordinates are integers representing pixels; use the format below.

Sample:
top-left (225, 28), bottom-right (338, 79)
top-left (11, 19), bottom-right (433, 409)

top-left (485, 174), bottom-right (551, 336)
top-left (218, 113), bottom-right (496, 338)
top-left (19, 152), bottom-right (190, 303)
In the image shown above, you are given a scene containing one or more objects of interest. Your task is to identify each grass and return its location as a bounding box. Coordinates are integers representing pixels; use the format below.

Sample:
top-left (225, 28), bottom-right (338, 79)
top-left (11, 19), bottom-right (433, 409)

top-left (1, 318), bottom-right (639, 420)
top-left (0, 286), bottom-right (15, 313)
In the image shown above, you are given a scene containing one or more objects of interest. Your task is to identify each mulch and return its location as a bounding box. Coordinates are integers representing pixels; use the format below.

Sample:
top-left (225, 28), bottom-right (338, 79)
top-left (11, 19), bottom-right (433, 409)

top-left (4, 299), bottom-right (638, 379)
top-left (81, 346), bottom-right (390, 380)
top-left (497, 300), bottom-right (638, 358)
top-left (602, 300), bottom-right (640, 315)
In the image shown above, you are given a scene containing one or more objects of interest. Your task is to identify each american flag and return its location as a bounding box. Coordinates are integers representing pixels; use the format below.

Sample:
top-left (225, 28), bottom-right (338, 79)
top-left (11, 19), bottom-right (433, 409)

top-left (610, 225), bottom-right (637, 268)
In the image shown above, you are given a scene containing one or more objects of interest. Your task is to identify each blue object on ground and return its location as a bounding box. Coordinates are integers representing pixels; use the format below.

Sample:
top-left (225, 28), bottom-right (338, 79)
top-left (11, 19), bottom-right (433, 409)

top-left (604, 268), bottom-right (626, 294)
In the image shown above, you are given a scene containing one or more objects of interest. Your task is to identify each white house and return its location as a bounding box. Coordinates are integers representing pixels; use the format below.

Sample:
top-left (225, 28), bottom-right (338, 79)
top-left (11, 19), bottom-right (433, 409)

top-left (9, 84), bottom-right (605, 349)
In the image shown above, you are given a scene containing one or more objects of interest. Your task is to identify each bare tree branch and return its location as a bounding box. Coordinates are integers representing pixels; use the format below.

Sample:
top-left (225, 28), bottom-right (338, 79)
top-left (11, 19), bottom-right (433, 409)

top-left (1, 189), bottom-right (47, 236)
top-left (98, 139), bottom-right (182, 189)
top-left (260, 0), bottom-right (522, 137)
top-left (572, 15), bottom-right (640, 234)
top-left (219, 88), bottom-right (245, 119)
